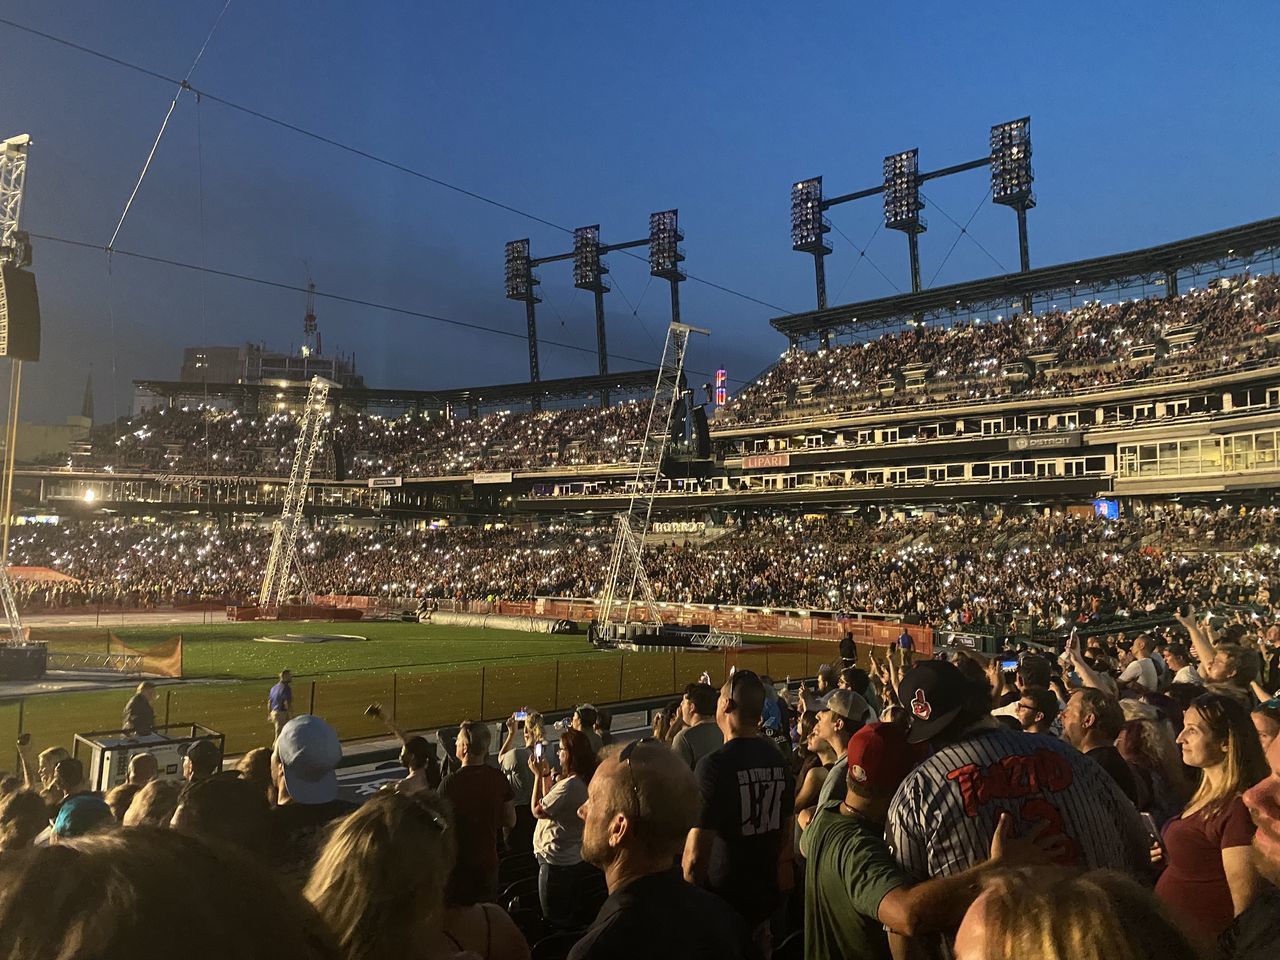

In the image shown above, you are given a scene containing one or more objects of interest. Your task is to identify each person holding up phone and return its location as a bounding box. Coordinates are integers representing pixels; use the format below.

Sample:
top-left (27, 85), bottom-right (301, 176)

top-left (499, 708), bottom-right (553, 852)
top-left (529, 728), bottom-right (601, 928)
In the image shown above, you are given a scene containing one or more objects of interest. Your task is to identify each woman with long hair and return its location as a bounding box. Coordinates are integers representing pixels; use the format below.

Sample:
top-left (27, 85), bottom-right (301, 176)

top-left (955, 867), bottom-right (1200, 960)
top-left (304, 791), bottom-right (529, 960)
top-left (528, 727), bottom-right (601, 929)
top-left (1153, 692), bottom-right (1269, 944)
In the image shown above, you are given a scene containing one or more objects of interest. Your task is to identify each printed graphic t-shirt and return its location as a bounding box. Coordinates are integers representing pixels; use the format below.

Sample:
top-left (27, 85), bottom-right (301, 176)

top-left (694, 736), bottom-right (795, 924)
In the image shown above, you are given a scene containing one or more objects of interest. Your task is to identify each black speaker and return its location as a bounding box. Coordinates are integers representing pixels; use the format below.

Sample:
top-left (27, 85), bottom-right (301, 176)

top-left (668, 397), bottom-right (687, 445)
top-left (0, 265), bottom-right (40, 362)
top-left (331, 436), bottom-right (348, 482)
top-left (692, 405), bottom-right (711, 458)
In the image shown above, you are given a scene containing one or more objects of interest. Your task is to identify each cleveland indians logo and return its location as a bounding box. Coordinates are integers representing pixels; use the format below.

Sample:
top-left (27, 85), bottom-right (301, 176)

top-left (911, 688), bottom-right (932, 720)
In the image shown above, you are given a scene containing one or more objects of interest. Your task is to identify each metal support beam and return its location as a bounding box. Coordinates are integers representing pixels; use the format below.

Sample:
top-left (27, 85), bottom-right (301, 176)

top-left (525, 299), bottom-right (541, 410)
top-left (907, 231), bottom-right (923, 294)
top-left (1165, 269), bottom-right (1180, 298)
top-left (1016, 204), bottom-right (1033, 312)
top-left (593, 287), bottom-right (608, 377)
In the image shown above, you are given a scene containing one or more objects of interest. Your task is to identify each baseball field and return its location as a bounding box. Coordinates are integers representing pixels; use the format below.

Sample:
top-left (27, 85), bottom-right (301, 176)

top-left (5, 620), bottom-right (820, 760)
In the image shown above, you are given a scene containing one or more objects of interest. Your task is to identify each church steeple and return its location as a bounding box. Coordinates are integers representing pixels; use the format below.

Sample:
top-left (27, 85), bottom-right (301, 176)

top-left (80, 370), bottom-right (93, 424)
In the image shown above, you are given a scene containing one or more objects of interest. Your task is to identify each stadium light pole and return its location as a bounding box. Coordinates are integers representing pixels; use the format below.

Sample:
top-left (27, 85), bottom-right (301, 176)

top-left (989, 117), bottom-right (1036, 312)
top-left (791, 177), bottom-right (833, 310)
top-left (503, 239), bottom-right (542, 408)
top-left (572, 225), bottom-right (610, 377)
top-left (789, 117), bottom-right (1038, 313)
top-left (883, 149), bottom-right (928, 295)
top-left (648, 209), bottom-right (686, 325)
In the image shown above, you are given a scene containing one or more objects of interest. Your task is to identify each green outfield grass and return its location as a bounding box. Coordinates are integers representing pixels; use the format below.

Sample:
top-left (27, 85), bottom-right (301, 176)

top-left (8, 621), bottom-right (817, 762)
top-left (36, 620), bottom-right (600, 681)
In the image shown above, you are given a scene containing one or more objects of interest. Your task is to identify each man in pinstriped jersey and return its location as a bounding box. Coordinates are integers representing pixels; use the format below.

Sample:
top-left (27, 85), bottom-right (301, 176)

top-left (886, 660), bottom-right (1147, 893)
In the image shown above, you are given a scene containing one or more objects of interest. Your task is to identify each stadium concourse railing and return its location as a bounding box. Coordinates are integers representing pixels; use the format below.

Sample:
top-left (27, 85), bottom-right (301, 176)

top-left (4, 609), bottom-right (930, 761)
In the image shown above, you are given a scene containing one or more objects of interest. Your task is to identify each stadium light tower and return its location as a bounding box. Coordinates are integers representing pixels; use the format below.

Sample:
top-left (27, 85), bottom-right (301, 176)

top-left (504, 239), bottom-right (542, 403)
top-left (572, 225), bottom-right (610, 376)
top-left (990, 117), bottom-right (1035, 274)
top-left (791, 177), bottom-right (832, 309)
top-left (648, 209), bottom-right (686, 324)
top-left (790, 117), bottom-right (1038, 313)
top-left (883, 149), bottom-right (927, 293)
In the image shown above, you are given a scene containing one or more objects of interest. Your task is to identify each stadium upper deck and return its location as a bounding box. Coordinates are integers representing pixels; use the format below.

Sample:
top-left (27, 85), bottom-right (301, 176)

top-left (12, 221), bottom-right (1280, 517)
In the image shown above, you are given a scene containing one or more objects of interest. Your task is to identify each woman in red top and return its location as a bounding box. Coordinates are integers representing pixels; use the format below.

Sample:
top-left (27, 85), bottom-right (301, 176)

top-left (1153, 692), bottom-right (1268, 944)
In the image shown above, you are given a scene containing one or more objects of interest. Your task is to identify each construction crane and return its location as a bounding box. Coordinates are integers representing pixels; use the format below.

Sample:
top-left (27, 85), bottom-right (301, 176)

top-left (258, 376), bottom-right (331, 611)
top-left (0, 134), bottom-right (33, 642)
top-left (597, 320), bottom-right (707, 638)
top-left (302, 266), bottom-right (321, 357)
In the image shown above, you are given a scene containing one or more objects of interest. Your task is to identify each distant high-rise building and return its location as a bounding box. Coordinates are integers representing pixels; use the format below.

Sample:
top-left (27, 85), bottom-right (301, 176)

top-left (179, 343), bottom-right (362, 389)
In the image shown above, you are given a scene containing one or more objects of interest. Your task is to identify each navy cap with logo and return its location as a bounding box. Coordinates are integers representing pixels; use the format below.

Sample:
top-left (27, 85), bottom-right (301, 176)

top-left (900, 659), bottom-right (968, 744)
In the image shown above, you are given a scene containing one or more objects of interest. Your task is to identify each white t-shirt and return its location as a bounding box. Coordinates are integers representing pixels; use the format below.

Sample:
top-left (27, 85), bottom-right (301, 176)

top-left (1173, 664), bottom-right (1203, 685)
top-left (533, 774), bottom-right (588, 865)
top-left (1117, 657), bottom-right (1158, 691)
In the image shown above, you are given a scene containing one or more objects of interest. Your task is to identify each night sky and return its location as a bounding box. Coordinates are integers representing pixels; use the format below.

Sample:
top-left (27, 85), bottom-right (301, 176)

top-left (1, 0), bottom-right (1276, 422)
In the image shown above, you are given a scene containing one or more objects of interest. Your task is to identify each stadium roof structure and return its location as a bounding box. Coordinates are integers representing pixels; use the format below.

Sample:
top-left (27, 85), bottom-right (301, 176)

top-left (771, 215), bottom-right (1280, 342)
top-left (134, 368), bottom-right (662, 413)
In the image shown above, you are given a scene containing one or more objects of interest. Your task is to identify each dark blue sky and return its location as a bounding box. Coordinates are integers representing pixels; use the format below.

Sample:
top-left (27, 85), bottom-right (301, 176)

top-left (2, 0), bottom-right (1277, 421)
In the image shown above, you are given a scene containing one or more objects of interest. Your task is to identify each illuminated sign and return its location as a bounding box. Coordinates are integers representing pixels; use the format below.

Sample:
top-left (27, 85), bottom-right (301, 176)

top-left (714, 368), bottom-right (727, 406)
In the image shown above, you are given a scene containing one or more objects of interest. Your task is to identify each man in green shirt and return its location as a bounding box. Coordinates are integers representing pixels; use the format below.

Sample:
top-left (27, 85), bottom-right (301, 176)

top-left (803, 722), bottom-right (1063, 960)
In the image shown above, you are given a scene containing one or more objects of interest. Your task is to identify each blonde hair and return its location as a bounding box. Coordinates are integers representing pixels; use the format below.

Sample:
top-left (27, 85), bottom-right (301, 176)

top-left (303, 791), bottom-right (455, 960)
top-left (0, 828), bottom-right (339, 959)
top-left (122, 779), bottom-right (182, 828)
top-left (105, 783), bottom-right (143, 823)
top-left (525, 710), bottom-right (547, 745)
top-left (977, 867), bottom-right (1199, 960)
top-left (1184, 693), bottom-right (1269, 817)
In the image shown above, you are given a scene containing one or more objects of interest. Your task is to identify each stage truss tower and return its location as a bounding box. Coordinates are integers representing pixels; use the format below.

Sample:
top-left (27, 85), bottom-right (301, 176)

top-left (598, 320), bottom-right (707, 633)
top-left (258, 376), bottom-right (330, 611)
top-left (0, 134), bottom-right (32, 642)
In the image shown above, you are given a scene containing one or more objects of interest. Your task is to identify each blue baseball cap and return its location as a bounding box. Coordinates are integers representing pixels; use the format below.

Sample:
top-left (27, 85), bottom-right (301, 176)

top-left (275, 715), bottom-right (342, 804)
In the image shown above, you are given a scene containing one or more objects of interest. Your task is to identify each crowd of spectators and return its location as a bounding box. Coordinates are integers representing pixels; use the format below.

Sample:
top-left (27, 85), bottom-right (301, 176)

top-left (31, 276), bottom-right (1280, 482)
top-left (66, 401), bottom-right (649, 480)
top-left (718, 273), bottom-right (1280, 425)
top-left (2, 596), bottom-right (1279, 959)
top-left (11, 508), bottom-right (1277, 637)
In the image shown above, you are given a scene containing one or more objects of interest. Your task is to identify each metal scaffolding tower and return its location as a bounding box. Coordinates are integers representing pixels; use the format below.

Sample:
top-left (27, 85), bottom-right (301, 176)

top-left (258, 376), bottom-right (330, 610)
top-left (598, 320), bottom-right (707, 633)
top-left (0, 134), bottom-right (32, 642)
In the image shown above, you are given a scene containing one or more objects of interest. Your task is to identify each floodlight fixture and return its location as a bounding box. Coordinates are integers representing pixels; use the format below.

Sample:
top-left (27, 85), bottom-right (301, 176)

top-left (648, 209), bottom-right (685, 280)
top-left (791, 177), bottom-right (831, 253)
top-left (883, 149), bottom-right (925, 233)
top-left (573, 225), bottom-right (609, 291)
top-left (504, 238), bottom-right (538, 301)
top-left (990, 117), bottom-right (1035, 208)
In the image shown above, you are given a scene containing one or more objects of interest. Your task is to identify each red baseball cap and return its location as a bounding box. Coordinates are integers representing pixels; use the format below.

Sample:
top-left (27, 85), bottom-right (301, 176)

top-left (846, 722), bottom-right (926, 794)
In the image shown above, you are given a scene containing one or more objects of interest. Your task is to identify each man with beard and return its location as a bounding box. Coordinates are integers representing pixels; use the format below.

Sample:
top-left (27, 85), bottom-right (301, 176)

top-left (567, 740), bottom-right (758, 960)
top-left (1229, 731), bottom-right (1280, 959)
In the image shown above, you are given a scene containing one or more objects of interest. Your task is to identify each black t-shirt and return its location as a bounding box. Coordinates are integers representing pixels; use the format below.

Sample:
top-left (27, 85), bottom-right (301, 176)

top-left (270, 799), bottom-right (358, 885)
top-left (694, 736), bottom-right (795, 924)
top-left (567, 869), bottom-right (760, 960)
top-left (1085, 745), bottom-right (1141, 808)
